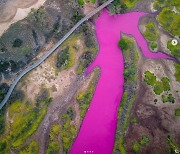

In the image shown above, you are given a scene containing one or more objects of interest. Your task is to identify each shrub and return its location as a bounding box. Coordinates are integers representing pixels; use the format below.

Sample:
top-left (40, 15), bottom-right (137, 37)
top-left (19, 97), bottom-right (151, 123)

top-left (161, 77), bottom-right (170, 91)
top-left (12, 38), bottom-right (23, 48)
top-left (174, 63), bottom-right (180, 82)
top-left (150, 42), bottom-right (157, 50)
top-left (175, 109), bottom-right (180, 116)
top-left (140, 135), bottom-right (150, 146)
top-left (153, 81), bottom-right (164, 95)
top-left (118, 39), bottom-right (128, 51)
top-left (78, 0), bottom-right (84, 6)
top-left (57, 47), bottom-right (69, 69)
top-left (144, 71), bottom-right (157, 86)
top-left (132, 142), bottom-right (141, 153)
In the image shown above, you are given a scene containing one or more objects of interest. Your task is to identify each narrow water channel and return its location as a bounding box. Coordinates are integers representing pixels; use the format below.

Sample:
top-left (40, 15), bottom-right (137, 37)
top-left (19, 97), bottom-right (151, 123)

top-left (71, 9), bottom-right (171, 154)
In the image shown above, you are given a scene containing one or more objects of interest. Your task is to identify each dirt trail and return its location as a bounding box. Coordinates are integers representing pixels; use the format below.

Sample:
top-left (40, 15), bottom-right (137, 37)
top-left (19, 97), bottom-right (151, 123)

top-left (0, 0), bottom-right (46, 37)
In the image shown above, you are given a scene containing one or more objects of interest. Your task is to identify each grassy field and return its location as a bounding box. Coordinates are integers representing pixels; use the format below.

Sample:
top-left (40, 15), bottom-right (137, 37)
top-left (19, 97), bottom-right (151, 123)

top-left (0, 90), bottom-right (52, 153)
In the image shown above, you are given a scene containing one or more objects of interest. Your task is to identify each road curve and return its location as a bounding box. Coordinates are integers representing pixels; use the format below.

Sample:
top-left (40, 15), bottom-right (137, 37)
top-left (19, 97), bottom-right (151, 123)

top-left (0, 0), bottom-right (114, 109)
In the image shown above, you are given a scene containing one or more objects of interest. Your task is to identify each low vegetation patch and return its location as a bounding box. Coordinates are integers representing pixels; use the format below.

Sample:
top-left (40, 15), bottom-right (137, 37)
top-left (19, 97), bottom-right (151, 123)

top-left (144, 71), bottom-right (175, 103)
top-left (167, 40), bottom-right (180, 57)
top-left (144, 71), bottom-right (171, 95)
top-left (150, 42), bottom-right (157, 50)
top-left (114, 36), bottom-right (139, 153)
top-left (19, 140), bottom-right (39, 154)
top-left (0, 90), bottom-right (52, 153)
top-left (175, 108), bottom-right (180, 116)
top-left (61, 108), bottom-right (77, 152)
top-left (76, 69), bottom-right (99, 118)
top-left (132, 135), bottom-right (150, 153)
top-left (158, 7), bottom-right (180, 37)
top-left (46, 124), bottom-right (61, 154)
top-left (174, 63), bottom-right (180, 82)
top-left (109, 0), bottom-right (139, 14)
top-left (143, 22), bottom-right (158, 42)
top-left (132, 142), bottom-right (141, 153)
top-left (166, 135), bottom-right (180, 153)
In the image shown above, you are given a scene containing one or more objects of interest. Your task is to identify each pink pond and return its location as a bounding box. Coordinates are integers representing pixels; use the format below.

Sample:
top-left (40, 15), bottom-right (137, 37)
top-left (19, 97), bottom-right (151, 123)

top-left (71, 9), bottom-right (171, 154)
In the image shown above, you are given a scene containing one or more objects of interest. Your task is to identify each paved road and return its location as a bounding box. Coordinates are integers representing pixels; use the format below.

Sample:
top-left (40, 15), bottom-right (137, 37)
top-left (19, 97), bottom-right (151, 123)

top-left (0, 0), bottom-right (114, 109)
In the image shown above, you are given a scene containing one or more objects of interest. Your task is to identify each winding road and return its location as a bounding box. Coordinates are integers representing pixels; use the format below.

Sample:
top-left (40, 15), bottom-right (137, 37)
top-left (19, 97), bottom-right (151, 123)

top-left (0, 0), bottom-right (114, 109)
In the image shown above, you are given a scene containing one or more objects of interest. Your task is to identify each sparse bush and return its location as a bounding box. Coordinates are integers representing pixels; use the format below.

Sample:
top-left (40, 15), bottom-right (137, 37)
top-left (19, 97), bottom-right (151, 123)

top-left (132, 142), bottom-right (141, 153)
top-left (57, 47), bottom-right (70, 70)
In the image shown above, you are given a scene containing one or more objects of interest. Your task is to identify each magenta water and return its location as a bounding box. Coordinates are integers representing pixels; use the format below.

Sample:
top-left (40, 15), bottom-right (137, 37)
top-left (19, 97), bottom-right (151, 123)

top-left (71, 9), bottom-right (171, 154)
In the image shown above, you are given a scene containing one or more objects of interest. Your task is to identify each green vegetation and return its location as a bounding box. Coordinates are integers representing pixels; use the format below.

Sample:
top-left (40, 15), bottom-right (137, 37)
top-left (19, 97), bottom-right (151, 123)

top-left (174, 63), bottom-right (180, 82)
top-left (71, 10), bottom-right (83, 24)
top-left (78, 0), bottom-right (84, 6)
top-left (143, 22), bottom-right (158, 51)
top-left (0, 90), bottom-right (52, 153)
top-left (77, 70), bottom-right (99, 118)
top-left (139, 135), bottom-right (150, 146)
top-left (76, 50), bottom-right (96, 75)
top-left (143, 22), bottom-right (158, 41)
top-left (66, 107), bottom-right (75, 120)
top-left (109, 0), bottom-right (139, 14)
top-left (167, 40), bottom-right (180, 57)
top-left (19, 140), bottom-right (39, 154)
top-left (57, 35), bottom-right (80, 71)
top-left (77, 0), bottom-right (96, 6)
top-left (144, 71), bottom-right (175, 103)
top-left (158, 7), bottom-right (180, 37)
top-left (175, 108), bottom-right (180, 116)
top-left (132, 142), bottom-right (141, 153)
top-left (132, 135), bottom-right (150, 153)
top-left (153, 81), bottom-right (164, 95)
top-left (12, 38), bottom-right (23, 48)
top-left (57, 47), bottom-right (70, 69)
top-left (144, 71), bottom-right (157, 86)
top-left (130, 117), bottom-right (138, 124)
top-left (162, 94), bottom-right (175, 103)
top-left (46, 124), bottom-right (61, 154)
top-left (166, 135), bottom-right (180, 153)
top-left (150, 42), bottom-right (157, 50)
top-left (114, 136), bottom-right (127, 154)
top-left (114, 36), bottom-right (139, 153)
top-left (28, 7), bottom-right (49, 34)
top-left (61, 110), bottom-right (77, 152)
top-left (118, 38), bottom-right (128, 51)
top-left (144, 71), bottom-right (171, 95)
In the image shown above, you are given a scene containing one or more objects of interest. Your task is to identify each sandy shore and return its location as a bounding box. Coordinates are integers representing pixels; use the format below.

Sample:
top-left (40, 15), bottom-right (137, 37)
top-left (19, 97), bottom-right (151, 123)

top-left (0, 0), bottom-right (46, 37)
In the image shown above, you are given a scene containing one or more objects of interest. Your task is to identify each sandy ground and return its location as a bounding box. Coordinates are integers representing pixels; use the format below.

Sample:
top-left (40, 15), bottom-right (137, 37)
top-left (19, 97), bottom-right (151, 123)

top-left (0, 0), bottom-right (46, 37)
top-left (84, 2), bottom-right (97, 15)
top-left (20, 37), bottom-right (85, 101)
